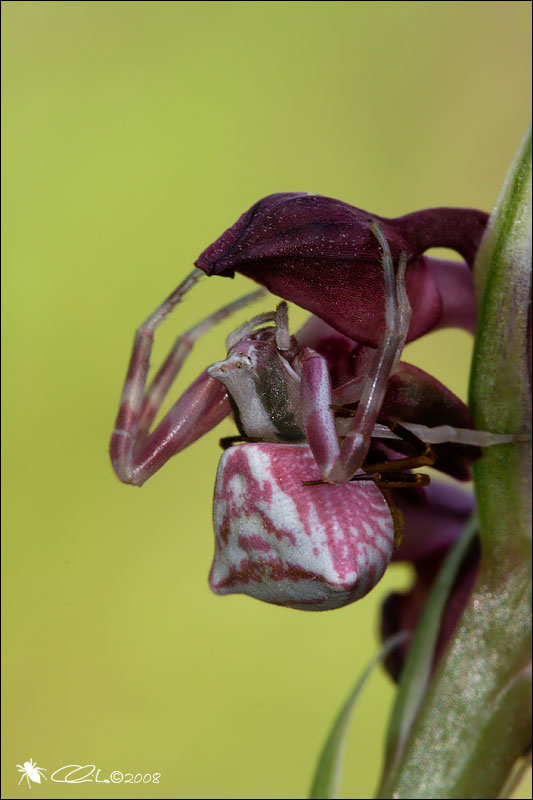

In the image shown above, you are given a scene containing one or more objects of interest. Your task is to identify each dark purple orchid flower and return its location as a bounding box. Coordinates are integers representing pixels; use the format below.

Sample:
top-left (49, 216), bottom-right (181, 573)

top-left (195, 193), bottom-right (488, 348)
top-left (380, 482), bottom-right (479, 682)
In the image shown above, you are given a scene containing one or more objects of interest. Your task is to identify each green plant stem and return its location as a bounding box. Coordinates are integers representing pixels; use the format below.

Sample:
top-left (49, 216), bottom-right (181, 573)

top-left (377, 127), bottom-right (532, 798)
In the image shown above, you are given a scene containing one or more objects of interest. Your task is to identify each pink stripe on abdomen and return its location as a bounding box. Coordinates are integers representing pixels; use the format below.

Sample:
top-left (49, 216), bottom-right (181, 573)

top-left (209, 443), bottom-right (394, 611)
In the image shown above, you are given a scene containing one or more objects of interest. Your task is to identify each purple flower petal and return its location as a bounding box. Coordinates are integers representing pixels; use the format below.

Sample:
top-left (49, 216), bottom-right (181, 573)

top-left (427, 258), bottom-right (477, 334)
top-left (381, 482), bottom-right (478, 682)
top-left (380, 364), bottom-right (480, 480)
top-left (196, 193), bottom-right (487, 347)
top-left (392, 482), bottom-right (475, 563)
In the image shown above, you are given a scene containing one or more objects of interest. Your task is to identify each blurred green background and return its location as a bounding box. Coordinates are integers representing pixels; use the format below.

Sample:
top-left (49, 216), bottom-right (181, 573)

top-left (2, 2), bottom-right (531, 798)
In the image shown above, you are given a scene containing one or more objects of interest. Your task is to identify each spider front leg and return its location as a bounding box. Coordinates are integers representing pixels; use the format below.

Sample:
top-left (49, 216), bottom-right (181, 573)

top-left (110, 269), bottom-right (265, 485)
top-left (327, 223), bottom-right (411, 483)
top-left (298, 223), bottom-right (411, 483)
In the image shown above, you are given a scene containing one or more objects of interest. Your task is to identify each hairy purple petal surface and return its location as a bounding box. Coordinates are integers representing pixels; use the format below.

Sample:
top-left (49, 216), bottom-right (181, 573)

top-left (196, 193), bottom-right (487, 347)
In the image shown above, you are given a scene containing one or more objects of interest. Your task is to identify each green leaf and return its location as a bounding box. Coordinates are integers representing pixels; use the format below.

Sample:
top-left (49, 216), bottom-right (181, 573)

top-left (309, 632), bottom-right (407, 800)
top-left (376, 126), bottom-right (532, 799)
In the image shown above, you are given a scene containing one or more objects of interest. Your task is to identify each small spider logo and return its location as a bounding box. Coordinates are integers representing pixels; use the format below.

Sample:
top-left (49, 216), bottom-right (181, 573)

top-left (17, 758), bottom-right (47, 788)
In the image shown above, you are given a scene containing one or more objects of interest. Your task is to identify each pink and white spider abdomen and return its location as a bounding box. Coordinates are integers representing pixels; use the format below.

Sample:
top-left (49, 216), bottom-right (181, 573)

top-left (209, 443), bottom-right (395, 610)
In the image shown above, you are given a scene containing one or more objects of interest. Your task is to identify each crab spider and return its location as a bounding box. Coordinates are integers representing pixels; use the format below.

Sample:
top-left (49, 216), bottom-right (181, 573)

top-left (110, 224), bottom-right (521, 609)
top-left (111, 224), bottom-right (408, 484)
